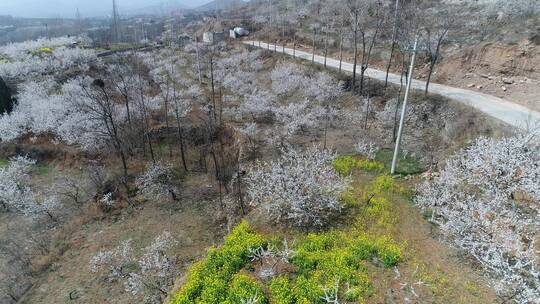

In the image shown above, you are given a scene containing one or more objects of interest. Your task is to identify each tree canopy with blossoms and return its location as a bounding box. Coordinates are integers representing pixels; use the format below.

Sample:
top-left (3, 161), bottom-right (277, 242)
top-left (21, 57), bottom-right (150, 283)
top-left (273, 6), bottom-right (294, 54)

top-left (416, 132), bottom-right (540, 303)
top-left (247, 146), bottom-right (348, 227)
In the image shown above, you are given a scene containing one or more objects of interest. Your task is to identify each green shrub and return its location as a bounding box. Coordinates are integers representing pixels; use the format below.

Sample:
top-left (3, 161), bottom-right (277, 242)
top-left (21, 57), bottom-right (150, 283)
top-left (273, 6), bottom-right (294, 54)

top-left (171, 221), bottom-right (265, 304)
top-left (375, 236), bottom-right (402, 267)
top-left (340, 189), bottom-right (358, 206)
top-left (226, 273), bottom-right (267, 304)
top-left (333, 156), bottom-right (385, 176)
top-left (293, 275), bottom-right (323, 304)
top-left (351, 234), bottom-right (402, 267)
top-left (372, 175), bottom-right (394, 192)
top-left (357, 159), bottom-right (385, 171)
top-left (269, 276), bottom-right (295, 304)
top-left (333, 156), bottom-right (358, 176)
top-left (173, 213), bottom-right (402, 304)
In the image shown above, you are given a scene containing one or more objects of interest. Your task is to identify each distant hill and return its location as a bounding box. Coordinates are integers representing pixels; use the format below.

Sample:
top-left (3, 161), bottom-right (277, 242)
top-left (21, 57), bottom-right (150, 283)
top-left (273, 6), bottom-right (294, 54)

top-left (123, 1), bottom-right (189, 16)
top-left (195, 0), bottom-right (248, 12)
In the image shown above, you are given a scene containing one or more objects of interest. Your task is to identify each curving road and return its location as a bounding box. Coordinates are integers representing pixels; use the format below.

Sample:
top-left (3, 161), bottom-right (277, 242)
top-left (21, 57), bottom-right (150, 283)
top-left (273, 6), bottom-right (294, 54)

top-left (244, 40), bottom-right (540, 129)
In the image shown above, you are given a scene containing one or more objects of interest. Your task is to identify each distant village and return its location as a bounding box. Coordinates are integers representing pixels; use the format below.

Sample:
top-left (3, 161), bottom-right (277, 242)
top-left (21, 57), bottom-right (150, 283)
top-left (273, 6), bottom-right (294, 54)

top-left (0, 1), bottom-right (251, 49)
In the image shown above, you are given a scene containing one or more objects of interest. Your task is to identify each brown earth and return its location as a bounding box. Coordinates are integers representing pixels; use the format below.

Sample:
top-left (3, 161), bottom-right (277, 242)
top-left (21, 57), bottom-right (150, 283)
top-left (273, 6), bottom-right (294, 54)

top-left (432, 39), bottom-right (540, 112)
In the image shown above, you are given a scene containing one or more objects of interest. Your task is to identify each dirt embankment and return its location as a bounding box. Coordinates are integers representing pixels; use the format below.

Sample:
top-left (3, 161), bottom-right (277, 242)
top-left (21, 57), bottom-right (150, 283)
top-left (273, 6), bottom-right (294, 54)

top-left (432, 39), bottom-right (540, 112)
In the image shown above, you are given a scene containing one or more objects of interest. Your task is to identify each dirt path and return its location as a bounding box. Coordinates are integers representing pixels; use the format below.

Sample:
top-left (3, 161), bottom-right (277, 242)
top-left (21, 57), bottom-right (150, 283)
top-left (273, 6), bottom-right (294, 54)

top-left (244, 40), bottom-right (540, 129)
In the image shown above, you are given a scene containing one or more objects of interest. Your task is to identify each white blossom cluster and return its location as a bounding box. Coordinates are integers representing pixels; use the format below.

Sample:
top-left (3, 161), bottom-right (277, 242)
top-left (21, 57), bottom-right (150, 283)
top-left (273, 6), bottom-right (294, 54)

top-left (0, 36), bottom-right (96, 80)
top-left (0, 76), bottom-right (119, 150)
top-left (90, 232), bottom-right (178, 303)
top-left (135, 162), bottom-right (179, 201)
top-left (416, 133), bottom-right (540, 303)
top-left (270, 63), bottom-right (307, 96)
top-left (272, 101), bottom-right (317, 140)
top-left (0, 156), bottom-right (58, 218)
top-left (356, 138), bottom-right (378, 159)
top-left (303, 72), bottom-right (343, 104)
top-left (215, 50), bottom-right (263, 98)
top-left (247, 146), bottom-right (348, 227)
top-left (240, 89), bottom-right (275, 117)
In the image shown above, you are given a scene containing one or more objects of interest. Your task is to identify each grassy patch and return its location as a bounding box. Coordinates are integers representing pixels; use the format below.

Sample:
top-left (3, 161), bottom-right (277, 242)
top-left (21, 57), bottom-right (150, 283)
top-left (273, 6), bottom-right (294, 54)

top-left (34, 163), bottom-right (50, 175)
top-left (172, 220), bottom-right (403, 304)
top-left (0, 159), bottom-right (8, 168)
top-left (171, 221), bottom-right (266, 304)
top-left (333, 156), bottom-right (384, 176)
top-left (374, 148), bottom-right (426, 175)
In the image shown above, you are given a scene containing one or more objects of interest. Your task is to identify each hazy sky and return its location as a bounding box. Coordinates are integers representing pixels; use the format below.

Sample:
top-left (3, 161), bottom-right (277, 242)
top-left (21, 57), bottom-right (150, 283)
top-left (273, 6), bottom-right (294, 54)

top-left (0, 0), bottom-right (211, 18)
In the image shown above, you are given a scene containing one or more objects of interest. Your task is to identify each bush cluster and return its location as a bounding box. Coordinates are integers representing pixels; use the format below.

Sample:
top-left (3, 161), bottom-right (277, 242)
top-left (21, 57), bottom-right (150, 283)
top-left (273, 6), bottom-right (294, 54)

top-left (333, 156), bottom-right (384, 176)
top-left (171, 221), bottom-right (266, 304)
top-left (173, 220), bottom-right (402, 304)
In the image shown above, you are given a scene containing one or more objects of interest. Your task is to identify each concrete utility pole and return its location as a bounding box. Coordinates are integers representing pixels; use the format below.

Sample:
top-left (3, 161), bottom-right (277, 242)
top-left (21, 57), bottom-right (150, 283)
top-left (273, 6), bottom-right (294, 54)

top-left (391, 36), bottom-right (418, 175)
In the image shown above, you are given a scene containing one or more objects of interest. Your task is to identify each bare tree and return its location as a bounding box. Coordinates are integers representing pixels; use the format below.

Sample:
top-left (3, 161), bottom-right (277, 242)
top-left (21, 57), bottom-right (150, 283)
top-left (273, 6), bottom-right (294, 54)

top-left (345, 0), bottom-right (385, 95)
top-left (385, 0), bottom-right (401, 87)
top-left (421, 8), bottom-right (452, 95)
top-left (358, 0), bottom-right (385, 95)
top-left (75, 78), bottom-right (131, 184)
top-left (345, 0), bottom-right (361, 93)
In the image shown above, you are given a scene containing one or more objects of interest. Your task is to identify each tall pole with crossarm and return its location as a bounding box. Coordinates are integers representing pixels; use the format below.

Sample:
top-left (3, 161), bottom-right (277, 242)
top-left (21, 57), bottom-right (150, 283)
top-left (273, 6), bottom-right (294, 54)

top-left (391, 35), bottom-right (418, 175)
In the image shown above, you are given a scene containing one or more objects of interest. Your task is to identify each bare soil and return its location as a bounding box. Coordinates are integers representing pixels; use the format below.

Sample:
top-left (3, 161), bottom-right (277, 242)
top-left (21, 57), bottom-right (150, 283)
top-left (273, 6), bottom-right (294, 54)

top-left (18, 171), bottom-right (226, 304)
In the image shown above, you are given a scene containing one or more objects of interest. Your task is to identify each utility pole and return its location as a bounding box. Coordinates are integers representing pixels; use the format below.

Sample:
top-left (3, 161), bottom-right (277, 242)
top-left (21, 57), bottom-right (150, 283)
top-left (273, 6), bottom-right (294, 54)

top-left (75, 8), bottom-right (82, 34)
top-left (391, 36), bottom-right (418, 175)
top-left (111, 0), bottom-right (121, 42)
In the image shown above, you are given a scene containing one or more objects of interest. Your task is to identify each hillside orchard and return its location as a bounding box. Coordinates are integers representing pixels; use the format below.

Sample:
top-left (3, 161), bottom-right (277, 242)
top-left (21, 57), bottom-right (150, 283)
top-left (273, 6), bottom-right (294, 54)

top-left (0, 3), bottom-right (538, 301)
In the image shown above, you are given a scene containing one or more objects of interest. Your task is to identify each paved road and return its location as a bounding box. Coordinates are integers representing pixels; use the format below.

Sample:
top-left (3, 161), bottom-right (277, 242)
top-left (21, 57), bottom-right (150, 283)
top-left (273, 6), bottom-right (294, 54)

top-left (244, 40), bottom-right (540, 129)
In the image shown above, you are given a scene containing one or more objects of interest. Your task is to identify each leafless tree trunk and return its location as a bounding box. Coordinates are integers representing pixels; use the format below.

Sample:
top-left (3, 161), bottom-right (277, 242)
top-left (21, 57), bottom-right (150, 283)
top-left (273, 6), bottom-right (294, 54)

top-left (312, 27), bottom-right (317, 63)
top-left (209, 53), bottom-right (217, 123)
top-left (293, 32), bottom-right (296, 57)
top-left (194, 38), bottom-right (203, 84)
top-left (359, 10), bottom-right (384, 95)
top-left (424, 27), bottom-right (449, 95)
top-left (323, 28), bottom-right (329, 67)
top-left (80, 82), bottom-right (130, 185)
top-left (136, 68), bottom-right (155, 164)
top-left (385, 0), bottom-right (401, 87)
top-left (339, 27), bottom-right (344, 73)
top-left (351, 12), bottom-right (359, 93)
top-left (172, 76), bottom-right (188, 172)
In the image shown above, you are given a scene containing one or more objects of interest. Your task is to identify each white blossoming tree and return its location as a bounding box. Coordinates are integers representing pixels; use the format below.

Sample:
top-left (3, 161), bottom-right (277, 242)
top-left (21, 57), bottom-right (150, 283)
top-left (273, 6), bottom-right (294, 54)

top-left (270, 63), bottom-right (307, 96)
top-left (135, 162), bottom-right (179, 202)
top-left (0, 156), bottom-right (58, 219)
top-left (0, 36), bottom-right (97, 80)
top-left (356, 138), bottom-right (378, 160)
top-left (416, 133), bottom-right (540, 303)
top-left (247, 146), bottom-right (348, 228)
top-left (304, 72), bottom-right (344, 148)
top-left (90, 232), bottom-right (178, 304)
